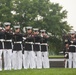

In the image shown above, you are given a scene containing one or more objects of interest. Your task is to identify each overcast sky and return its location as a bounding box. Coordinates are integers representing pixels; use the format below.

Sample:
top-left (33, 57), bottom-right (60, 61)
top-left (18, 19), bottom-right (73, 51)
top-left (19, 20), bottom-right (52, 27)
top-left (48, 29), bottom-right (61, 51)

top-left (50, 0), bottom-right (76, 30)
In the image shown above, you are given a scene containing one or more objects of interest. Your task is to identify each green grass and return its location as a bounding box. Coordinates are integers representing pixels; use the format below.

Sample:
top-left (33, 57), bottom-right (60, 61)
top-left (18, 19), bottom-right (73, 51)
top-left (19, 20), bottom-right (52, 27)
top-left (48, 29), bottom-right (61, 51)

top-left (0, 68), bottom-right (76, 75)
top-left (49, 55), bottom-right (64, 59)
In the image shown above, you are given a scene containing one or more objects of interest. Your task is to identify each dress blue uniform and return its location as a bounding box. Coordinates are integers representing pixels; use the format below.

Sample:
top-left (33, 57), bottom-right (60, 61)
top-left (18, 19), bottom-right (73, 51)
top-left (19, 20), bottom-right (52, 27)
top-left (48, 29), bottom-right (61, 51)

top-left (0, 27), bottom-right (4, 71)
top-left (23, 26), bottom-right (35, 69)
top-left (40, 29), bottom-right (49, 68)
top-left (33, 28), bottom-right (42, 69)
top-left (12, 26), bottom-right (23, 70)
top-left (3, 22), bottom-right (13, 70)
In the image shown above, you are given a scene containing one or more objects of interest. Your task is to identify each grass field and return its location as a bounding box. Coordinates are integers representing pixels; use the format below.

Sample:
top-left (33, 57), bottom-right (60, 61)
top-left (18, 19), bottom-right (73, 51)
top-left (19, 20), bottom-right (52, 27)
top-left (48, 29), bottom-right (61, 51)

top-left (49, 55), bottom-right (64, 58)
top-left (0, 68), bottom-right (76, 75)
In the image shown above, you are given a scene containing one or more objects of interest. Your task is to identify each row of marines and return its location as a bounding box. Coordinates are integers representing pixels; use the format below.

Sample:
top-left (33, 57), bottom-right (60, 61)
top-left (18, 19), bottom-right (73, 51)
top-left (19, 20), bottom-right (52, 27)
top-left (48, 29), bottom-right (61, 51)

top-left (0, 22), bottom-right (49, 71)
top-left (64, 30), bottom-right (76, 68)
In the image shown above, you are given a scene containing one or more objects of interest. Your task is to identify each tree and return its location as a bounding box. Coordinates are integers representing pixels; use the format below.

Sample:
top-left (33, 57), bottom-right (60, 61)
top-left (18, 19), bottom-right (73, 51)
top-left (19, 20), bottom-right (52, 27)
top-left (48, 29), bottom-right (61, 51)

top-left (11, 0), bottom-right (71, 33)
top-left (0, 0), bottom-right (13, 23)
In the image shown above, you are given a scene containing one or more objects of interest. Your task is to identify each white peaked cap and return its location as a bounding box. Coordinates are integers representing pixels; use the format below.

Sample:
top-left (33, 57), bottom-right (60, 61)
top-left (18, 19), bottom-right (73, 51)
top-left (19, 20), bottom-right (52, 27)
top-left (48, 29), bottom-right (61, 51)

top-left (40, 29), bottom-right (46, 32)
top-left (4, 22), bottom-right (11, 26)
top-left (33, 28), bottom-right (39, 31)
top-left (14, 25), bottom-right (20, 29)
top-left (70, 30), bottom-right (75, 34)
top-left (26, 26), bottom-right (32, 29)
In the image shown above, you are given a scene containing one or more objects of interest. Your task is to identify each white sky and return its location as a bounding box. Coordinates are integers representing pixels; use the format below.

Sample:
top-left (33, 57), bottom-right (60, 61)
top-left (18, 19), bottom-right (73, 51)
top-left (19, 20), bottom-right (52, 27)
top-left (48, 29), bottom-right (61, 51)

top-left (50, 0), bottom-right (76, 30)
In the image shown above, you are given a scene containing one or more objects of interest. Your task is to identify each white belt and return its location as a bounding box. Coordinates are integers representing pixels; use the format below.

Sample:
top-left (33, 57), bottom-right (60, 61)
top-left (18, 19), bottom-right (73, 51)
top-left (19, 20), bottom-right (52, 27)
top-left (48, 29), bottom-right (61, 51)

top-left (34, 43), bottom-right (40, 44)
top-left (25, 42), bottom-right (33, 44)
top-left (4, 40), bottom-right (12, 42)
top-left (14, 41), bottom-right (22, 44)
top-left (41, 43), bottom-right (48, 45)
top-left (0, 39), bottom-right (4, 42)
top-left (69, 45), bottom-right (76, 47)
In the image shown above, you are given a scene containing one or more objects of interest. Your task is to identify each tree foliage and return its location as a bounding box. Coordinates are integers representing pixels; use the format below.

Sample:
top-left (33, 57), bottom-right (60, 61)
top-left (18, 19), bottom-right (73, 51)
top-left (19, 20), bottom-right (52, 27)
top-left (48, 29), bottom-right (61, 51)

top-left (0, 0), bottom-right (13, 22)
